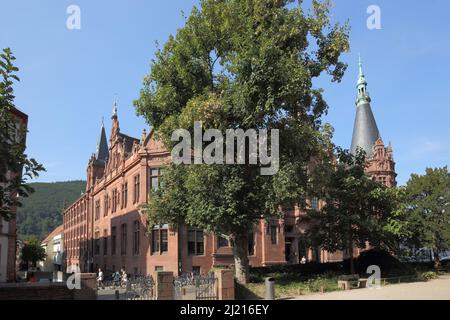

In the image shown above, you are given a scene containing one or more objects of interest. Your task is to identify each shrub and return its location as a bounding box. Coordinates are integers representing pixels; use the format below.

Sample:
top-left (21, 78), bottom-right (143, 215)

top-left (421, 271), bottom-right (438, 281)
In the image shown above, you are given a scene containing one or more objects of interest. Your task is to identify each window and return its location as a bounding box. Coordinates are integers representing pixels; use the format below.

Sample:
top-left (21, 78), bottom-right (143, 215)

top-left (311, 197), bottom-right (319, 210)
top-left (103, 195), bottom-right (108, 217)
top-left (160, 229), bottom-right (168, 253)
top-left (121, 224), bottom-right (127, 255)
top-left (121, 183), bottom-right (128, 209)
top-left (188, 229), bottom-right (204, 256)
top-left (217, 236), bottom-right (230, 248)
top-left (192, 266), bottom-right (201, 275)
top-left (149, 168), bottom-right (162, 191)
top-left (133, 175), bottom-right (140, 203)
top-left (103, 230), bottom-right (108, 255)
top-left (111, 226), bottom-right (117, 255)
top-left (270, 225), bottom-right (278, 245)
top-left (284, 225), bottom-right (294, 233)
top-left (151, 226), bottom-right (168, 254)
top-left (133, 220), bottom-right (140, 255)
top-left (155, 266), bottom-right (164, 272)
top-left (95, 200), bottom-right (100, 220)
top-left (112, 189), bottom-right (118, 213)
top-left (248, 232), bottom-right (255, 256)
top-left (94, 231), bottom-right (100, 256)
top-left (151, 229), bottom-right (160, 254)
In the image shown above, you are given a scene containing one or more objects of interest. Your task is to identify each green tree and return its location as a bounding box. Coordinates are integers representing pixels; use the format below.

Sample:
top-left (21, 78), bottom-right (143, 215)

top-left (306, 148), bottom-right (398, 274)
top-left (0, 48), bottom-right (45, 220)
top-left (403, 167), bottom-right (450, 268)
top-left (135, 0), bottom-right (349, 283)
top-left (21, 236), bottom-right (46, 268)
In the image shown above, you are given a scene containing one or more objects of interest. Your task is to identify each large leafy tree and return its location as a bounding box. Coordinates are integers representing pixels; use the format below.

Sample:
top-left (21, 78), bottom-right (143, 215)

top-left (0, 48), bottom-right (45, 220)
top-left (135, 0), bottom-right (349, 283)
top-left (403, 167), bottom-right (450, 268)
top-left (306, 148), bottom-right (398, 274)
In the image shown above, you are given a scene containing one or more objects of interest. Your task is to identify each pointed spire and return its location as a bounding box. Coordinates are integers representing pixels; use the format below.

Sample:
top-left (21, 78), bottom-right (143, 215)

top-left (356, 55), bottom-right (370, 106)
top-left (351, 57), bottom-right (380, 158)
top-left (95, 119), bottom-right (109, 162)
top-left (112, 97), bottom-right (118, 119)
top-left (358, 54), bottom-right (364, 78)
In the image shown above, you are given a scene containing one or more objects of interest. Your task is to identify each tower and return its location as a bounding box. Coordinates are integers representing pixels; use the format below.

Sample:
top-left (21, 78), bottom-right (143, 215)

top-left (350, 56), bottom-right (397, 187)
top-left (350, 56), bottom-right (380, 158)
top-left (86, 120), bottom-right (108, 190)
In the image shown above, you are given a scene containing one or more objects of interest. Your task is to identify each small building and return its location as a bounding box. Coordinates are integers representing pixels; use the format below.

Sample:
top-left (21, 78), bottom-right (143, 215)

top-left (40, 225), bottom-right (64, 273)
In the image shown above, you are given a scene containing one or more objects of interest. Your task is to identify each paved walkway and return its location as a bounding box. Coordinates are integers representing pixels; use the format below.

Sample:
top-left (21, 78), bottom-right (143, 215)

top-left (291, 275), bottom-right (450, 300)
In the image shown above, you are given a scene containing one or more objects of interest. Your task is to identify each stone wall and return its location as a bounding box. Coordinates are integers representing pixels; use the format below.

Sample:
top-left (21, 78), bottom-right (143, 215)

top-left (0, 283), bottom-right (74, 300)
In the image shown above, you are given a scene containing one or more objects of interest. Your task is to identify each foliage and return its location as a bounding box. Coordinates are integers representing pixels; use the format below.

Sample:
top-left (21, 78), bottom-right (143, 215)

top-left (0, 48), bottom-right (45, 220)
top-left (16, 180), bottom-right (86, 240)
top-left (348, 249), bottom-right (415, 277)
top-left (306, 148), bottom-right (399, 273)
top-left (421, 271), bottom-right (438, 281)
top-left (135, 0), bottom-right (350, 283)
top-left (20, 235), bottom-right (46, 267)
top-left (402, 167), bottom-right (450, 267)
top-left (237, 269), bottom-right (340, 299)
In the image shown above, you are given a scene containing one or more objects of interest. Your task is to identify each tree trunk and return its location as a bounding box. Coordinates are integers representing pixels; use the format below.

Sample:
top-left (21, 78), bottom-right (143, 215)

top-left (349, 242), bottom-right (355, 275)
top-left (433, 248), bottom-right (441, 269)
top-left (232, 234), bottom-right (250, 285)
top-left (347, 229), bottom-right (355, 275)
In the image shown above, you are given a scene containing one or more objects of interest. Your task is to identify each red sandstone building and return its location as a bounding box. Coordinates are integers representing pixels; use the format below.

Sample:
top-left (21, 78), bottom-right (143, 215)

top-left (63, 61), bottom-right (396, 276)
top-left (0, 107), bottom-right (28, 283)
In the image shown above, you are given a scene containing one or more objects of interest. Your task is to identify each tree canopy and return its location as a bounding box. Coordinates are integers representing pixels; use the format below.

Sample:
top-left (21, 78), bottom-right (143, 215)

top-left (306, 148), bottom-right (398, 273)
top-left (135, 0), bottom-right (349, 283)
top-left (402, 167), bottom-right (450, 267)
top-left (20, 235), bottom-right (46, 268)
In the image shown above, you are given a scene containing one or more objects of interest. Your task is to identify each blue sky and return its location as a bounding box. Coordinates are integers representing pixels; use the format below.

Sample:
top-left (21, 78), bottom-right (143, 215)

top-left (1, 0), bottom-right (449, 186)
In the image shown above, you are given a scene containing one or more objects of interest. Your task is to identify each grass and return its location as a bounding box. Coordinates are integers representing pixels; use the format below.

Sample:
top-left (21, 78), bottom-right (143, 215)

top-left (236, 263), bottom-right (450, 300)
top-left (237, 271), bottom-right (341, 300)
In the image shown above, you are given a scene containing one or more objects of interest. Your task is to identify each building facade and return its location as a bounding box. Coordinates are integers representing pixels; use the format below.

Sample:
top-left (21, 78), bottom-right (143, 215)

top-left (0, 107), bottom-right (28, 283)
top-left (63, 60), bottom-right (396, 276)
top-left (40, 225), bottom-right (64, 272)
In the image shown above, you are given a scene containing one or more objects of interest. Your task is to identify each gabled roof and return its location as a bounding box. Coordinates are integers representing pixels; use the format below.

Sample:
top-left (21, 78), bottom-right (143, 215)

top-left (119, 132), bottom-right (139, 155)
top-left (41, 225), bottom-right (63, 245)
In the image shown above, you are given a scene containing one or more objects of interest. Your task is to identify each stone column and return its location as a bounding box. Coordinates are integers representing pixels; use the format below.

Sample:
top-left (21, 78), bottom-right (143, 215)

top-left (215, 269), bottom-right (235, 300)
top-left (74, 273), bottom-right (97, 300)
top-left (154, 271), bottom-right (174, 300)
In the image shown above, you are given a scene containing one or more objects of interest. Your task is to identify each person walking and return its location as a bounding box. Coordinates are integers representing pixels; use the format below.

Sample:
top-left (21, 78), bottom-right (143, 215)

top-left (120, 267), bottom-right (128, 288)
top-left (97, 268), bottom-right (105, 289)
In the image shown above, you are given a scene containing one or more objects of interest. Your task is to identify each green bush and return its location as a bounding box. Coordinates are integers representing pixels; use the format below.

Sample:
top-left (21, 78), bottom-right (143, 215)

top-left (421, 271), bottom-right (438, 281)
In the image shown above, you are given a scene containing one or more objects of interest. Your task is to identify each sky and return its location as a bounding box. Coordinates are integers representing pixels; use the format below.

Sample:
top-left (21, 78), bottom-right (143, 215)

top-left (0, 0), bottom-right (449, 186)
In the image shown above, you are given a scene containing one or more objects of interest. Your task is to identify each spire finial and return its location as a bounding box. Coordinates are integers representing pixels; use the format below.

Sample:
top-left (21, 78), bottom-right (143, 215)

top-left (358, 53), bottom-right (363, 77)
top-left (112, 97), bottom-right (118, 118)
top-left (101, 116), bottom-right (104, 127)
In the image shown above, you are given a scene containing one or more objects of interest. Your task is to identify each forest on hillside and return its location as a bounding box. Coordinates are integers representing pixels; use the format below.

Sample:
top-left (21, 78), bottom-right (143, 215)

top-left (16, 180), bottom-right (86, 240)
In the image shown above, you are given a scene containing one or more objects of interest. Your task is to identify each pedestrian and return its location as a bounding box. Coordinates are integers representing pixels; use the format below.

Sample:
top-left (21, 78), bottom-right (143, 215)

top-left (112, 269), bottom-right (121, 288)
top-left (120, 267), bottom-right (128, 288)
top-left (97, 268), bottom-right (105, 289)
top-left (301, 256), bottom-right (307, 264)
